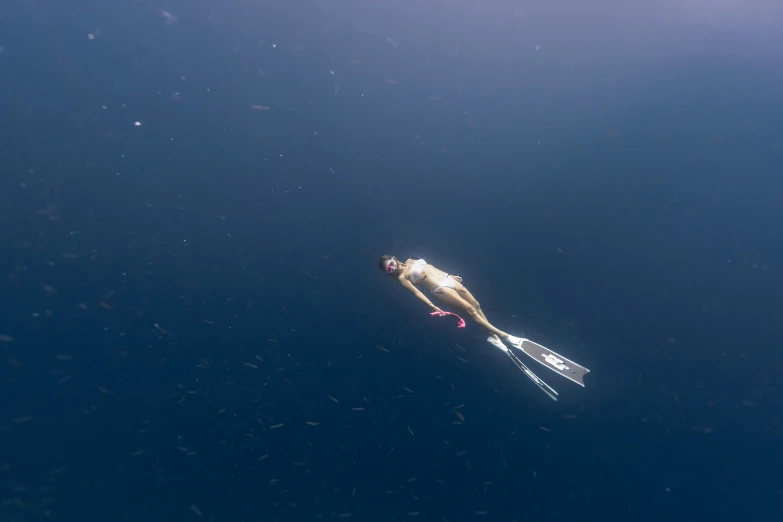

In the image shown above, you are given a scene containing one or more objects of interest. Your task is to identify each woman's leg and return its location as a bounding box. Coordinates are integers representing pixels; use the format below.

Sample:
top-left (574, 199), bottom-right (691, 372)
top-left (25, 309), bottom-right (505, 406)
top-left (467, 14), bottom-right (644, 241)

top-left (433, 287), bottom-right (510, 339)
top-left (453, 283), bottom-right (496, 327)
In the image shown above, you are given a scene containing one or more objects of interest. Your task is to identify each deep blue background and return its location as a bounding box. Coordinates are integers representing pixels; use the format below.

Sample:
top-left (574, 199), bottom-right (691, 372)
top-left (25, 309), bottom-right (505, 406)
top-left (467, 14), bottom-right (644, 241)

top-left (1, 1), bottom-right (782, 521)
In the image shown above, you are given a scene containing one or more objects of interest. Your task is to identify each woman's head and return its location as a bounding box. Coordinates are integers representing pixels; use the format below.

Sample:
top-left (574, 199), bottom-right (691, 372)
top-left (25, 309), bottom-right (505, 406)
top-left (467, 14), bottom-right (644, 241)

top-left (379, 255), bottom-right (399, 274)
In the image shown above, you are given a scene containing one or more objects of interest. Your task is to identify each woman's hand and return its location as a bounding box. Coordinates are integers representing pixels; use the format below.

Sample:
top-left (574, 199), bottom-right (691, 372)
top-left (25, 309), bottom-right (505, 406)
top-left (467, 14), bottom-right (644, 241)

top-left (430, 304), bottom-right (443, 313)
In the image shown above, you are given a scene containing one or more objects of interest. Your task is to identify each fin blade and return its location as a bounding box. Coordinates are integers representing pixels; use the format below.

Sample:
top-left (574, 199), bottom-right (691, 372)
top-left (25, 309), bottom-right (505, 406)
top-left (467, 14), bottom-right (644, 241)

top-left (517, 339), bottom-right (590, 387)
top-left (505, 351), bottom-right (558, 401)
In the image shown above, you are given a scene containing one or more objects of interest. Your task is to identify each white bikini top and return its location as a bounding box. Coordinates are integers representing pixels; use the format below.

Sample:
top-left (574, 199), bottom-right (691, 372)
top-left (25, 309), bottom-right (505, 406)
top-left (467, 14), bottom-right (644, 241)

top-left (408, 259), bottom-right (427, 284)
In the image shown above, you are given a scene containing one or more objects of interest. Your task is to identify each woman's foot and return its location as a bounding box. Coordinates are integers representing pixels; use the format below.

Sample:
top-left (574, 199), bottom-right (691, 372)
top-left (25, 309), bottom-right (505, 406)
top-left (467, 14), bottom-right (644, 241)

top-left (487, 334), bottom-right (508, 352)
top-left (504, 335), bottom-right (524, 349)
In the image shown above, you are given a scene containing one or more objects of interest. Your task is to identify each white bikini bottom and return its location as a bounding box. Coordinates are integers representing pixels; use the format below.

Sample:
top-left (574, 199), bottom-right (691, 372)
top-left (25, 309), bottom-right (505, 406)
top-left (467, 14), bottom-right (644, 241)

top-left (432, 275), bottom-right (459, 294)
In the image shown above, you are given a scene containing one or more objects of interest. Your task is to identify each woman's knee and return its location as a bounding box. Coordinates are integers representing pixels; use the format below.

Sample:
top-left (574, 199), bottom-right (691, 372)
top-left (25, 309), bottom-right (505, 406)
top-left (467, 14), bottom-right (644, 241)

top-left (465, 305), bottom-right (480, 317)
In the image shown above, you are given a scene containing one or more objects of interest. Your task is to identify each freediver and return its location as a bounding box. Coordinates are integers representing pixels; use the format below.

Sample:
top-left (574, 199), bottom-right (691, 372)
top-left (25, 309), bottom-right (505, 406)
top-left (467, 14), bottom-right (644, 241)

top-left (378, 255), bottom-right (590, 400)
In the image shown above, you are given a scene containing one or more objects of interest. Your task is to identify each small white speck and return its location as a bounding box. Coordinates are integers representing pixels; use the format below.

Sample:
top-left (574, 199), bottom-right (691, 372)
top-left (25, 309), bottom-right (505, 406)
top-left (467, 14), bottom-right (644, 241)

top-left (134, 121), bottom-right (142, 126)
top-left (88, 34), bottom-right (95, 40)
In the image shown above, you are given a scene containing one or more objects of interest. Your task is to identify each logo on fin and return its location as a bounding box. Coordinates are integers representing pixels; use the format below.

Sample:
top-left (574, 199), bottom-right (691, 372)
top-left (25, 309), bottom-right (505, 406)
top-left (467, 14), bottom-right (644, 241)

top-left (542, 353), bottom-right (569, 371)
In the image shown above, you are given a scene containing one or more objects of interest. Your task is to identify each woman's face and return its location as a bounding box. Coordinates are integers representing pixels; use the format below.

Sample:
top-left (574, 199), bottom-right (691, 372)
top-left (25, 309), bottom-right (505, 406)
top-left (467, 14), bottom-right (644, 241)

top-left (385, 258), bottom-right (399, 274)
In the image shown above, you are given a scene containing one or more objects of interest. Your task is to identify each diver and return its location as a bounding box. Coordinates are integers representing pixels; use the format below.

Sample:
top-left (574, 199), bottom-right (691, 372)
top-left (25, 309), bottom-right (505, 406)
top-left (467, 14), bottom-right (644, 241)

top-left (379, 255), bottom-right (590, 400)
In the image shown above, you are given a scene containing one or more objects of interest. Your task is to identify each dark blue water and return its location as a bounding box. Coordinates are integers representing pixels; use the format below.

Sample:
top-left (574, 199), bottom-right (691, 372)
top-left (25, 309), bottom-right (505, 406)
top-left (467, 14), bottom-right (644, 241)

top-left (1, 1), bottom-right (782, 521)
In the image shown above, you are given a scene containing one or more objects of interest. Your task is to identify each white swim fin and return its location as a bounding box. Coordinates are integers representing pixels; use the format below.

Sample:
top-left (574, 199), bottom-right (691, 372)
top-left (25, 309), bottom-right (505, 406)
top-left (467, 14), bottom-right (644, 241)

top-left (486, 335), bottom-right (508, 352)
top-left (506, 336), bottom-right (590, 387)
top-left (505, 349), bottom-right (559, 401)
top-left (489, 336), bottom-right (558, 400)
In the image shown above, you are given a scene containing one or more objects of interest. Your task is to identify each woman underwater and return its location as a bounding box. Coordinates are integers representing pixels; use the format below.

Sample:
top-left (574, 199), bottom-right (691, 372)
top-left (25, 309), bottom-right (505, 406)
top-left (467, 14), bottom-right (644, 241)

top-left (378, 255), bottom-right (590, 400)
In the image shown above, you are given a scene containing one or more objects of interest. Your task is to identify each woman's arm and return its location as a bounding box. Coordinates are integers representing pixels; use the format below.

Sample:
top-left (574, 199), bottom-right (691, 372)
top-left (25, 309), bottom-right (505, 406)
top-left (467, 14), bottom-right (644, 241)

top-left (399, 278), bottom-right (441, 312)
